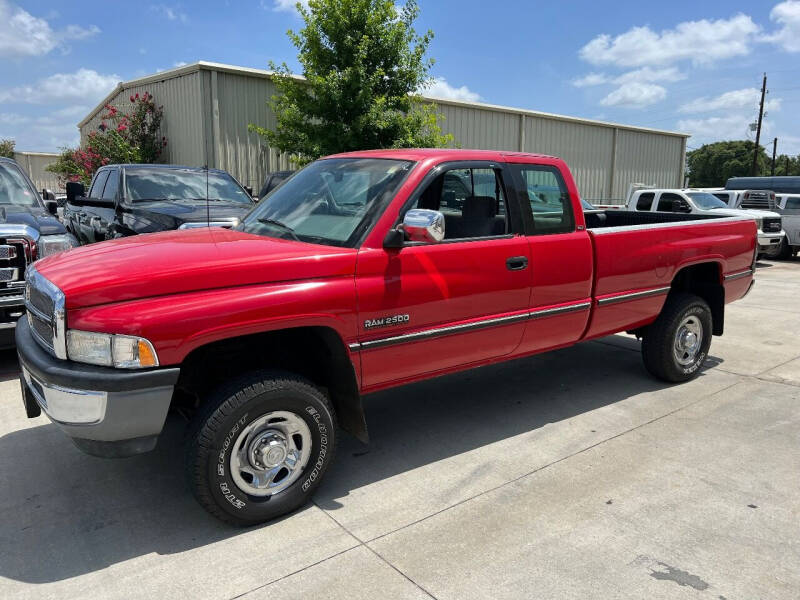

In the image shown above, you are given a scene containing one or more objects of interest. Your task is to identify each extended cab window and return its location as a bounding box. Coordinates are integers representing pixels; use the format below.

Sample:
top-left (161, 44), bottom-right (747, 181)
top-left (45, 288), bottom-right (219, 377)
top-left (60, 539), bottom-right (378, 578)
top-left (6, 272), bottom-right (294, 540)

top-left (407, 167), bottom-right (508, 240)
top-left (515, 165), bottom-right (574, 234)
top-left (785, 196), bottom-right (800, 209)
top-left (636, 192), bottom-right (655, 211)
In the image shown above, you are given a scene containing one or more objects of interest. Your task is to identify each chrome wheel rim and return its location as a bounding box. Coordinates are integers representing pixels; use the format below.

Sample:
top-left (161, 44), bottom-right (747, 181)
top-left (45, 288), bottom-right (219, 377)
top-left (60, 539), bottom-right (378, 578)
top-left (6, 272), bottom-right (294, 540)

top-left (673, 315), bottom-right (703, 366)
top-left (230, 411), bottom-right (312, 497)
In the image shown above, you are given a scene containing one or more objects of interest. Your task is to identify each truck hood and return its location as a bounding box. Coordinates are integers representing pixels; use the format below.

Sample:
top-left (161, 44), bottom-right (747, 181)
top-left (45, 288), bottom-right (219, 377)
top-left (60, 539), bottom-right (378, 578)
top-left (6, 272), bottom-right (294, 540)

top-left (0, 205), bottom-right (66, 235)
top-left (125, 199), bottom-right (253, 230)
top-left (35, 227), bottom-right (357, 309)
top-left (705, 207), bottom-right (780, 219)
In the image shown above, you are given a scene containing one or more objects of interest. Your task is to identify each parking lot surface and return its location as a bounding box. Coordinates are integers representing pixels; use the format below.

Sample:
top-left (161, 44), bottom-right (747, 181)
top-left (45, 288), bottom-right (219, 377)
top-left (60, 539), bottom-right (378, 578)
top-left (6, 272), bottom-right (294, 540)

top-left (1, 259), bottom-right (799, 599)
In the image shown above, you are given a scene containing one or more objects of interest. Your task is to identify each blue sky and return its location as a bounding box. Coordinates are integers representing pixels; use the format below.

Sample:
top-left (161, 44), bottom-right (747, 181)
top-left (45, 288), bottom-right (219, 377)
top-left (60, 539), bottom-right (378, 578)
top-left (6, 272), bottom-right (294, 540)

top-left (1, 0), bottom-right (799, 155)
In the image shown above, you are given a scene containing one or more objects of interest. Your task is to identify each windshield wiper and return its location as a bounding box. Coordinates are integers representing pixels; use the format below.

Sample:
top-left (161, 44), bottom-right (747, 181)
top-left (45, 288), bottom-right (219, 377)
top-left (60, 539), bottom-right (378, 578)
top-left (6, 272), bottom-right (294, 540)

top-left (256, 217), bottom-right (300, 241)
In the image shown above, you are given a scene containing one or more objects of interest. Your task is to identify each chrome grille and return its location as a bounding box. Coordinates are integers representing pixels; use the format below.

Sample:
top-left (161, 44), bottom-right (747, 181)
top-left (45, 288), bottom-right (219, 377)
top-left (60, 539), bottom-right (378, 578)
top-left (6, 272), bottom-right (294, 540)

top-left (0, 238), bottom-right (30, 291)
top-left (24, 266), bottom-right (67, 359)
top-left (762, 217), bottom-right (782, 233)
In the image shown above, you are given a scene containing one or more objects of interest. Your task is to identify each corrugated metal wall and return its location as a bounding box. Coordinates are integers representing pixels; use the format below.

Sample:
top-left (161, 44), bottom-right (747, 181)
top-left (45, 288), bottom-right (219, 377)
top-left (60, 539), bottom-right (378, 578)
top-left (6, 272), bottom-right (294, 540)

top-left (613, 129), bottom-right (685, 200)
top-left (79, 64), bottom-right (686, 201)
top-left (437, 103), bottom-right (520, 151)
top-left (79, 71), bottom-right (206, 168)
top-left (13, 152), bottom-right (62, 192)
top-left (209, 71), bottom-right (292, 190)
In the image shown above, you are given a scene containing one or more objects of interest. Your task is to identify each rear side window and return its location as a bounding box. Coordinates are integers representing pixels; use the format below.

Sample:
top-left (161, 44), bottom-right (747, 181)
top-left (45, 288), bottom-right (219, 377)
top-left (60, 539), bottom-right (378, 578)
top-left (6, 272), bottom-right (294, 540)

top-left (515, 165), bottom-right (574, 234)
top-left (786, 196), bottom-right (800, 209)
top-left (102, 169), bottom-right (119, 200)
top-left (636, 192), bottom-right (654, 211)
top-left (89, 170), bottom-right (109, 198)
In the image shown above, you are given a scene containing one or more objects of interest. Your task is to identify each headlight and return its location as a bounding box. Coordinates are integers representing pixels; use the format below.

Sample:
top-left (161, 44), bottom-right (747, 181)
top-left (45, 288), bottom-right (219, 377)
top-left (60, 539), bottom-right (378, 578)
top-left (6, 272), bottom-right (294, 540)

top-left (38, 233), bottom-right (79, 258)
top-left (66, 330), bottom-right (159, 368)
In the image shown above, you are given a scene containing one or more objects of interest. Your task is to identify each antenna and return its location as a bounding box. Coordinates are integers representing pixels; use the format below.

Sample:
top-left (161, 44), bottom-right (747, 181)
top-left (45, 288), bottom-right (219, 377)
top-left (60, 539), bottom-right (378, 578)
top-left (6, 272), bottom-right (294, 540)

top-left (205, 163), bottom-right (210, 227)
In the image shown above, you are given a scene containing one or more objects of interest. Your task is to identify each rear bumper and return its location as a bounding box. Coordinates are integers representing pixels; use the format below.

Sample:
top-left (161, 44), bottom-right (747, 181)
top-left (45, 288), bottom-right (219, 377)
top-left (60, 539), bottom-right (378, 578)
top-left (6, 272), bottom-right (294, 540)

top-left (16, 316), bottom-right (180, 458)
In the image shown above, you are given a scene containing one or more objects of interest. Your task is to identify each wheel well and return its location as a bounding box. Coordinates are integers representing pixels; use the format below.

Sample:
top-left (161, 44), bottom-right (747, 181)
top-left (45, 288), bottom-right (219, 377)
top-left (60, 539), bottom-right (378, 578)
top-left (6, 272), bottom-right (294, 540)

top-left (669, 262), bottom-right (725, 335)
top-left (174, 327), bottom-right (367, 442)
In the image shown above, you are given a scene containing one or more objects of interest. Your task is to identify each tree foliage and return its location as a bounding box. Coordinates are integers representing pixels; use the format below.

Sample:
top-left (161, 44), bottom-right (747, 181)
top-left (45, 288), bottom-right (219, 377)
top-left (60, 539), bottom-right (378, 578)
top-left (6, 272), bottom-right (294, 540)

top-left (251, 0), bottom-right (452, 164)
top-left (0, 138), bottom-right (15, 158)
top-left (686, 140), bottom-right (800, 186)
top-left (47, 92), bottom-right (166, 185)
top-left (686, 141), bottom-right (770, 187)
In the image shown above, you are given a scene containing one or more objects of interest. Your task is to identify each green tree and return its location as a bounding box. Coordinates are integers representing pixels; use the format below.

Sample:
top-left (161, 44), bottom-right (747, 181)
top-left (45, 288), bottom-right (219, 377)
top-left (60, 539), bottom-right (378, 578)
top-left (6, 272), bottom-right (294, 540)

top-left (686, 141), bottom-right (770, 187)
top-left (251, 0), bottom-right (452, 164)
top-left (0, 138), bottom-right (15, 158)
top-left (773, 153), bottom-right (800, 176)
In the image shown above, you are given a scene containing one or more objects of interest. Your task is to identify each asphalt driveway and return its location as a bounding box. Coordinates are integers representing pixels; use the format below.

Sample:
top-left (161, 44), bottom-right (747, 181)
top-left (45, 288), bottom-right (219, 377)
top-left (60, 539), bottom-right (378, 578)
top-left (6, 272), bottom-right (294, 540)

top-left (1, 259), bottom-right (798, 599)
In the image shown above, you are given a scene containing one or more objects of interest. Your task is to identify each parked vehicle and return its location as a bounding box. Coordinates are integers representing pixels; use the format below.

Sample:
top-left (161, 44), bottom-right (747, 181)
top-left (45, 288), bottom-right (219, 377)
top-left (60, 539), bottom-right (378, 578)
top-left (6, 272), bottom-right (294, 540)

top-left (773, 193), bottom-right (800, 258)
top-left (0, 158), bottom-right (78, 348)
top-left (626, 188), bottom-right (784, 256)
top-left (726, 176), bottom-right (800, 195)
top-left (258, 170), bottom-right (294, 200)
top-left (18, 149), bottom-right (757, 525)
top-left (64, 164), bottom-right (256, 245)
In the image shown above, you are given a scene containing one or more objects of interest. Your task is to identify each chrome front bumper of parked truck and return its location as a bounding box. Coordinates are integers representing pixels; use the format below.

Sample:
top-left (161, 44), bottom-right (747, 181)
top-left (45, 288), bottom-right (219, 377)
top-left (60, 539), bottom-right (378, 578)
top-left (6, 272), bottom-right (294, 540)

top-left (16, 317), bottom-right (180, 458)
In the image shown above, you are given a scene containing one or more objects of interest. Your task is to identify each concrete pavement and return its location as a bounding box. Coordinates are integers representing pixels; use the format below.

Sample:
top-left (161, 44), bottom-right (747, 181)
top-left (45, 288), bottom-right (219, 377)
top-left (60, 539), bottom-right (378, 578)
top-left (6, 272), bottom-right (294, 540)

top-left (1, 259), bottom-right (798, 599)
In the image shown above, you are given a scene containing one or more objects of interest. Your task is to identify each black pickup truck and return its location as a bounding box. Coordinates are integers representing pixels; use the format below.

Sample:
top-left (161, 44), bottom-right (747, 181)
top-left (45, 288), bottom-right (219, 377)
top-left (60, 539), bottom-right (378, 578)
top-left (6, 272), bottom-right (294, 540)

top-left (64, 164), bottom-right (257, 244)
top-left (0, 157), bottom-right (78, 346)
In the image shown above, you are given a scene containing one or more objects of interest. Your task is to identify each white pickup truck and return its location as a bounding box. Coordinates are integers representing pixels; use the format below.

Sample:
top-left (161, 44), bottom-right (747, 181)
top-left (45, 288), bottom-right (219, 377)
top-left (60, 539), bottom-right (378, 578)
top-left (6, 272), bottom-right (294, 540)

top-left (773, 193), bottom-right (800, 258)
top-left (626, 188), bottom-right (785, 256)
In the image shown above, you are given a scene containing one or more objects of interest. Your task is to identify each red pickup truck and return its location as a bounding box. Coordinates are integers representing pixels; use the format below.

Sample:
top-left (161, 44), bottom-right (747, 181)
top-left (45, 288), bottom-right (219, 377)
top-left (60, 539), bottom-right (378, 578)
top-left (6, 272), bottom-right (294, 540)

top-left (17, 149), bottom-right (756, 525)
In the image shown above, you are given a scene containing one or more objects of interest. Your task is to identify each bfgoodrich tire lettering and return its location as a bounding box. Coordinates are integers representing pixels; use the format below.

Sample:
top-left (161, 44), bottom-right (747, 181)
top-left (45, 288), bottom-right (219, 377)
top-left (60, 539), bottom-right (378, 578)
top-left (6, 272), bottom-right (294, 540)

top-left (641, 293), bottom-right (713, 383)
top-left (185, 371), bottom-right (336, 526)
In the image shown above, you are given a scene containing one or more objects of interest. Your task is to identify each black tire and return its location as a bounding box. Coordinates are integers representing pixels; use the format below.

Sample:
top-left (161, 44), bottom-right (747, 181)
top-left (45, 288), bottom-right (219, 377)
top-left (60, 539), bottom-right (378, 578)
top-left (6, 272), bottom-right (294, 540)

top-left (641, 293), bottom-right (712, 383)
top-left (776, 238), bottom-right (792, 260)
top-left (185, 370), bottom-right (336, 526)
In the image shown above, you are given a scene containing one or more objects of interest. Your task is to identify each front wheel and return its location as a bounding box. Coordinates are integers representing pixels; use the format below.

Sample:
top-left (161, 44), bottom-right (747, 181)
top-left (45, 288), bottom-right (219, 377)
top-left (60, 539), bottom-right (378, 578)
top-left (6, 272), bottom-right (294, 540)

top-left (185, 371), bottom-right (336, 526)
top-left (641, 293), bottom-right (712, 382)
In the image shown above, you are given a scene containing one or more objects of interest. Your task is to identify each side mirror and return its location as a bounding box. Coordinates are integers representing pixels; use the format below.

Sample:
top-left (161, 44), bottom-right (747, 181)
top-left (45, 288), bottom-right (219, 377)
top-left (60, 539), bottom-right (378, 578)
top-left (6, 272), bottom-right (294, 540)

top-left (66, 181), bottom-right (85, 203)
top-left (671, 200), bottom-right (691, 213)
top-left (44, 200), bottom-right (58, 215)
top-left (402, 209), bottom-right (446, 243)
top-left (41, 188), bottom-right (56, 201)
top-left (244, 185), bottom-right (253, 196)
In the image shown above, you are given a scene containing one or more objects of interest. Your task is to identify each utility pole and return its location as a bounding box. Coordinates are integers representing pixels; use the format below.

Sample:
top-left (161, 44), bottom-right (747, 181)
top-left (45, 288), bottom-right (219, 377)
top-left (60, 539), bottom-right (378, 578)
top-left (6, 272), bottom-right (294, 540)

top-left (751, 73), bottom-right (767, 176)
top-left (771, 137), bottom-right (778, 176)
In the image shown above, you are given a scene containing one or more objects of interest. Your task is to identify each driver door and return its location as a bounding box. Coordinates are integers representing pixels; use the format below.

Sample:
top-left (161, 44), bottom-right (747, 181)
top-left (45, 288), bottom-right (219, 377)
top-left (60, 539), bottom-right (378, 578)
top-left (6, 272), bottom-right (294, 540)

top-left (355, 161), bottom-right (531, 390)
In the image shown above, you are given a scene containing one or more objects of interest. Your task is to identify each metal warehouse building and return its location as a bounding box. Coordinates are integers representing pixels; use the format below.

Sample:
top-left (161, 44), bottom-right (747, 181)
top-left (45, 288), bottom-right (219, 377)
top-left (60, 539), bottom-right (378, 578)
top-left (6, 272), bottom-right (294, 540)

top-left (79, 62), bottom-right (688, 201)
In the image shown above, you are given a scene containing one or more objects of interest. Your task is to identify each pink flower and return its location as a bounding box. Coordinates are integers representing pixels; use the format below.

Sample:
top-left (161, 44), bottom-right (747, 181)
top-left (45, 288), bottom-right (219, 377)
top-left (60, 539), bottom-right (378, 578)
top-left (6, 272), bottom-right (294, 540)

top-left (130, 95), bottom-right (135, 102)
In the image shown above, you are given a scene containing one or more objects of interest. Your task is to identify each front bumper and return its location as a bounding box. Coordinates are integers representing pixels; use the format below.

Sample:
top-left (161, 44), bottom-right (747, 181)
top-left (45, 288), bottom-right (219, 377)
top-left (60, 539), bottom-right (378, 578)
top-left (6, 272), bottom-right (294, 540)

top-left (757, 230), bottom-right (786, 250)
top-left (16, 316), bottom-right (180, 458)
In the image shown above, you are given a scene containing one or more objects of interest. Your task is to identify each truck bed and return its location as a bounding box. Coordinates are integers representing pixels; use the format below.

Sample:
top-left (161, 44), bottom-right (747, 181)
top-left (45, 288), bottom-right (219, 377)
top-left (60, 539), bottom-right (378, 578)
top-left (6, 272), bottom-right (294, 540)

top-left (583, 209), bottom-right (722, 229)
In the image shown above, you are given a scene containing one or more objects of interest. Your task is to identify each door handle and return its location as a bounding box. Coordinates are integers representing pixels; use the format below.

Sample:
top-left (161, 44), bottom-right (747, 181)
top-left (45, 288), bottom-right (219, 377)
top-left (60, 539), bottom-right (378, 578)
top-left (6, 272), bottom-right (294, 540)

top-left (506, 256), bottom-right (528, 271)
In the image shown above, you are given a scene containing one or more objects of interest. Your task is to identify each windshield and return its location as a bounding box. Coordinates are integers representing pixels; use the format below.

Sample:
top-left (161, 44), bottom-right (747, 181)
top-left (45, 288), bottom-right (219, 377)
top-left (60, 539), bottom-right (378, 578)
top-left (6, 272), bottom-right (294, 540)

top-left (687, 192), bottom-right (728, 210)
top-left (239, 158), bottom-right (413, 247)
top-left (0, 162), bottom-right (40, 207)
top-left (125, 168), bottom-right (252, 203)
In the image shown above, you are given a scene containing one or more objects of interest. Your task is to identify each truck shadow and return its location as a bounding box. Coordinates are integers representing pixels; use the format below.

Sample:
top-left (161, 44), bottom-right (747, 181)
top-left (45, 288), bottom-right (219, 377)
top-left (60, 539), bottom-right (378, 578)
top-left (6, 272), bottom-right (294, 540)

top-left (0, 336), bottom-right (725, 584)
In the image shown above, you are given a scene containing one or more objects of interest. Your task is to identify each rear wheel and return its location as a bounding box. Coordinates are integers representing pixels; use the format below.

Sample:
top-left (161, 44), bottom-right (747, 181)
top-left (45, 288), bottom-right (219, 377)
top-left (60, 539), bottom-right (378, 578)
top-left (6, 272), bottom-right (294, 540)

top-left (185, 371), bottom-right (336, 526)
top-left (642, 293), bottom-right (712, 382)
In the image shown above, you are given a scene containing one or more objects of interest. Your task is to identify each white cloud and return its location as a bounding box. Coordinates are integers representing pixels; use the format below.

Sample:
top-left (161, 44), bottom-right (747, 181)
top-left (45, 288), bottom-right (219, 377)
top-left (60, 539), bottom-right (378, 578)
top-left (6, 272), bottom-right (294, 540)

top-left (580, 14), bottom-right (760, 68)
top-left (679, 88), bottom-right (782, 114)
top-left (0, 0), bottom-right (99, 57)
top-left (424, 77), bottom-right (481, 102)
top-left (0, 69), bottom-right (119, 104)
top-left (150, 4), bottom-right (187, 22)
top-left (270, 0), bottom-right (309, 12)
top-left (573, 67), bottom-right (686, 88)
top-left (600, 82), bottom-right (666, 108)
top-left (767, 0), bottom-right (800, 52)
top-left (0, 112), bottom-right (29, 125)
top-left (572, 73), bottom-right (608, 88)
top-left (678, 115), bottom-right (755, 142)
